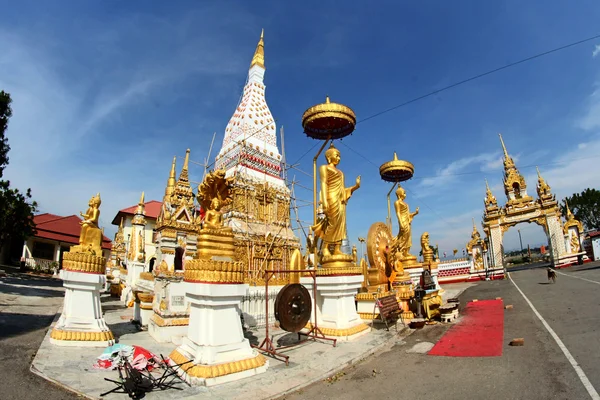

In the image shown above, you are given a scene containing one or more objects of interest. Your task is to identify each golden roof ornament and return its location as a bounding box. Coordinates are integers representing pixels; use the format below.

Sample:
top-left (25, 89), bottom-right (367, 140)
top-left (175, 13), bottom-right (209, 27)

top-left (536, 166), bottom-right (552, 197)
top-left (379, 151), bottom-right (414, 182)
top-left (484, 178), bottom-right (498, 207)
top-left (301, 96), bottom-right (356, 140)
top-left (250, 29), bottom-right (265, 69)
top-left (165, 156), bottom-right (177, 197)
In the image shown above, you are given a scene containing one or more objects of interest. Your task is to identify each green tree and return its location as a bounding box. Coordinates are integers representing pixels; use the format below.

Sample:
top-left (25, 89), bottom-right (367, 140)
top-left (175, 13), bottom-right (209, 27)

top-left (0, 90), bottom-right (12, 176)
top-left (561, 188), bottom-right (600, 231)
top-left (0, 90), bottom-right (38, 253)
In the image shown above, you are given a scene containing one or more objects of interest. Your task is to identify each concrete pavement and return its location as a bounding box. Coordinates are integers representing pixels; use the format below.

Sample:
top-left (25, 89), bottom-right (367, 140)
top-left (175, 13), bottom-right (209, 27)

top-left (0, 271), bottom-right (80, 400)
top-left (283, 266), bottom-right (600, 400)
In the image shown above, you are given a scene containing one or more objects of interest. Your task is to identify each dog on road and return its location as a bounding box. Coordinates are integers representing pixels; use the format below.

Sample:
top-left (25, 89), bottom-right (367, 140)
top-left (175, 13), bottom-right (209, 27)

top-left (547, 267), bottom-right (557, 283)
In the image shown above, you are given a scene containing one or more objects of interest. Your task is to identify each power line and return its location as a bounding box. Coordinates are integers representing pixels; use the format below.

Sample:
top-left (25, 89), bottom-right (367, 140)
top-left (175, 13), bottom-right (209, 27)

top-left (358, 33), bottom-right (600, 124)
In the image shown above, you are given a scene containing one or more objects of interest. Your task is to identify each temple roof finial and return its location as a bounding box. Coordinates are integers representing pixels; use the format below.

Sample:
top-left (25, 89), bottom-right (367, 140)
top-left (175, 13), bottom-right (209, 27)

top-left (250, 29), bottom-right (265, 69)
top-left (499, 133), bottom-right (509, 159)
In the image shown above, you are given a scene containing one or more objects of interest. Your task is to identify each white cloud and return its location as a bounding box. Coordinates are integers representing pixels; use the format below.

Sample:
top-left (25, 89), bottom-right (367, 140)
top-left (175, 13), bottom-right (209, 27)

top-left (593, 44), bottom-right (600, 58)
top-left (577, 87), bottom-right (600, 131)
top-left (418, 151), bottom-right (501, 189)
top-left (0, 10), bottom-right (256, 238)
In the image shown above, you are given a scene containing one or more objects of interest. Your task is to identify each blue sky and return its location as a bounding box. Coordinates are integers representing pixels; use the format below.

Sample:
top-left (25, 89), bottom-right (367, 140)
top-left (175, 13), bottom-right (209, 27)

top-left (2, 1), bottom-right (600, 256)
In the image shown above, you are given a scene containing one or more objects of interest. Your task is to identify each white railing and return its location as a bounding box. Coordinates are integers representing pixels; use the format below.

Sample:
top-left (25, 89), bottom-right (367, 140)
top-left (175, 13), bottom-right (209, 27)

top-left (24, 257), bottom-right (57, 272)
top-left (438, 258), bottom-right (473, 270)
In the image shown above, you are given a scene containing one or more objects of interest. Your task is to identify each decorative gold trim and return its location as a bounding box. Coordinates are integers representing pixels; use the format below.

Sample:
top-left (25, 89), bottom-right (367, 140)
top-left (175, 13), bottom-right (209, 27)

top-left (304, 322), bottom-right (369, 337)
top-left (355, 291), bottom-right (393, 301)
top-left (62, 252), bottom-right (106, 274)
top-left (136, 292), bottom-right (154, 303)
top-left (140, 304), bottom-right (153, 310)
top-left (184, 259), bottom-right (245, 283)
top-left (169, 350), bottom-right (266, 379)
top-left (358, 312), bottom-right (378, 320)
top-left (151, 314), bottom-right (189, 327)
top-left (161, 248), bottom-right (175, 255)
top-left (50, 328), bottom-right (114, 342)
top-left (308, 266), bottom-right (363, 277)
top-left (139, 272), bottom-right (155, 281)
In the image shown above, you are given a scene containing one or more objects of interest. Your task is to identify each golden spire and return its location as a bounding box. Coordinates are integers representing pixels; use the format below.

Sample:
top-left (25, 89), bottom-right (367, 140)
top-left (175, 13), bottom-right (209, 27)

top-left (472, 217), bottom-right (476, 231)
top-left (485, 178), bottom-right (491, 193)
top-left (536, 165), bottom-right (542, 178)
top-left (136, 192), bottom-right (145, 214)
top-left (165, 156), bottom-right (177, 196)
top-left (250, 29), bottom-right (265, 69)
top-left (499, 133), bottom-right (509, 159)
top-left (565, 199), bottom-right (575, 219)
top-left (177, 149), bottom-right (191, 183)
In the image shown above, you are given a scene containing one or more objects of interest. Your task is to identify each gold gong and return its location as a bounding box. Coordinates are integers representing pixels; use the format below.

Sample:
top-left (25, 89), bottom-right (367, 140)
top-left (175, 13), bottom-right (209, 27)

top-left (367, 222), bottom-right (393, 282)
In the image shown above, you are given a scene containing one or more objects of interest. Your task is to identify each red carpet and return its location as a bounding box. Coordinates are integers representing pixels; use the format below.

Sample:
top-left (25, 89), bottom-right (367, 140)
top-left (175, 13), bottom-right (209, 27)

top-left (428, 299), bottom-right (504, 357)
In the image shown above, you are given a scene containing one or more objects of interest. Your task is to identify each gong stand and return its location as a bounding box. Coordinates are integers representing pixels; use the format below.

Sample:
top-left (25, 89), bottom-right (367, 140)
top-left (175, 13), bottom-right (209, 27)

top-left (252, 268), bottom-right (337, 366)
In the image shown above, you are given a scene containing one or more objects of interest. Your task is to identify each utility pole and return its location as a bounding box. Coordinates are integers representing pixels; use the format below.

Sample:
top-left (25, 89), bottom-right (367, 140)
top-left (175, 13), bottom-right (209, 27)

top-left (518, 229), bottom-right (524, 258)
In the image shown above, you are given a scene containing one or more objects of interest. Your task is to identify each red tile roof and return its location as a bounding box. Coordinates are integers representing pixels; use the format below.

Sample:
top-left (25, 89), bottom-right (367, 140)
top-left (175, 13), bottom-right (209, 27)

top-left (588, 231), bottom-right (600, 238)
top-left (33, 213), bottom-right (112, 250)
top-left (111, 200), bottom-right (162, 225)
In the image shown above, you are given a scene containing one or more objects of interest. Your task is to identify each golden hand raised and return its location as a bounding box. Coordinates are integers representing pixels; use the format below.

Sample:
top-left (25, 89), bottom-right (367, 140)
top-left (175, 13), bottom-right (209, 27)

top-left (355, 175), bottom-right (361, 188)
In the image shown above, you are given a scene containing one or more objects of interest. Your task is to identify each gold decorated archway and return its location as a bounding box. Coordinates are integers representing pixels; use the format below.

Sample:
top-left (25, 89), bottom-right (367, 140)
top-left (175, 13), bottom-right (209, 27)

top-left (482, 136), bottom-right (575, 267)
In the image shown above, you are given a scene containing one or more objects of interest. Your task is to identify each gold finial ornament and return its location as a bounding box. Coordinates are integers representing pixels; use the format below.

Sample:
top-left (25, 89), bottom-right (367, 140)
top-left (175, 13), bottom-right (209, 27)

top-left (165, 156), bottom-right (177, 197)
top-left (301, 96), bottom-right (356, 140)
top-left (250, 29), bottom-right (265, 69)
top-left (379, 151), bottom-right (414, 182)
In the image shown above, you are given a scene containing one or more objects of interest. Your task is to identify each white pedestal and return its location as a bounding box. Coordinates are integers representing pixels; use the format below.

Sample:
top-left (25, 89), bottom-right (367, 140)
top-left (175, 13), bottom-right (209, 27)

top-left (301, 275), bottom-right (369, 341)
top-left (127, 261), bottom-right (146, 288)
top-left (170, 282), bottom-right (268, 386)
top-left (50, 270), bottom-right (114, 347)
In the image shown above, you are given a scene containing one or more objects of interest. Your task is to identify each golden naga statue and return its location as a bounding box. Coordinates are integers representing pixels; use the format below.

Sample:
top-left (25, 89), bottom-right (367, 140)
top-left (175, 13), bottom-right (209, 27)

top-left (571, 233), bottom-right (580, 253)
top-left (312, 144), bottom-right (360, 257)
top-left (394, 185), bottom-right (419, 259)
top-left (197, 170), bottom-right (234, 231)
top-left (77, 193), bottom-right (103, 255)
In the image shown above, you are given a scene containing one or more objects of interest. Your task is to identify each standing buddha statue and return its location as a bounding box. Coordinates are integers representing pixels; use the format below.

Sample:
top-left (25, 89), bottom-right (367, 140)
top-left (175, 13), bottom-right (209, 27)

top-left (312, 143), bottom-right (361, 259)
top-left (394, 185), bottom-right (419, 263)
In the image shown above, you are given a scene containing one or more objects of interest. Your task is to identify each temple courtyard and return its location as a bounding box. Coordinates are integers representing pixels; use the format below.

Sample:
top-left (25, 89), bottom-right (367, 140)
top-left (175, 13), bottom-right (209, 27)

top-left (0, 262), bottom-right (598, 399)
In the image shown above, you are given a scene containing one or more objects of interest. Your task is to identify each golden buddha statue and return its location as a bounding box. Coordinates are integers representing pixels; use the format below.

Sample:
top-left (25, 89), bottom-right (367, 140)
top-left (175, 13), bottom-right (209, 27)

top-left (312, 143), bottom-right (360, 258)
top-left (204, 198), bottom-right (224, 229)
top-left (77, 193), bottom-right (103, 255)
top-left (197, 170), bottom-right (233, 232)
top-left (394, 185), bottom-right (418, 261)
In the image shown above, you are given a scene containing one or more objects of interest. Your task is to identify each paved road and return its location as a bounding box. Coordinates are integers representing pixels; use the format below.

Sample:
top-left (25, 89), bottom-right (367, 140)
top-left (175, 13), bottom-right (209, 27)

top-left (283, 262), bottom-right (600, 400)
top-left (0, 271), bottom-right (79, 399)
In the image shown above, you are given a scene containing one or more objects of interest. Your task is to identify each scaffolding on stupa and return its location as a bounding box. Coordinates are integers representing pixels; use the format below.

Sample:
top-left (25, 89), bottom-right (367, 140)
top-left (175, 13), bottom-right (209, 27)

top-left (186, 125), bottom-right (309, 290)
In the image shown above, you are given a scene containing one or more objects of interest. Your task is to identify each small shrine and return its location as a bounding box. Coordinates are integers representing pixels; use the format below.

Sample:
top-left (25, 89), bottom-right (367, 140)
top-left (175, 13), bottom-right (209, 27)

top-left (148, 150), bottom-right (199, 343)
top-left (50, 193), bottom-right (114, 347)
top-left (170, 170), bottom-right (268, 385)
top-left (466, 218), bottom-right (488, 272)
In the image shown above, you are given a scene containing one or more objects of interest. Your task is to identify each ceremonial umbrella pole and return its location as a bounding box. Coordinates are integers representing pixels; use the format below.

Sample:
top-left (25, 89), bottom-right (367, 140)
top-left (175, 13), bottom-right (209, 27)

top-left (379, 152), bottom-right (415, 321)
top-left (301, 96), bottom-right (357, 266)
top-left (300, 96), bottom-right (370, 340)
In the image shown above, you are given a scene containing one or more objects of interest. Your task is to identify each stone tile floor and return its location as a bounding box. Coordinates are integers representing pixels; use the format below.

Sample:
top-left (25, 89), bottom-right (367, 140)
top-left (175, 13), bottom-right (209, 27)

top-left (32, 282), bottom-right (473, 400)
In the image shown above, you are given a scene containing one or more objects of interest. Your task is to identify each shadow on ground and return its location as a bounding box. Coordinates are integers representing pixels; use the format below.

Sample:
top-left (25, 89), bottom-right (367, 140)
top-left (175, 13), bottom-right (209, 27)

top-left (0, 312), bottom-right (56, 340)
top-left (0, 273), bottom-right (64, 298)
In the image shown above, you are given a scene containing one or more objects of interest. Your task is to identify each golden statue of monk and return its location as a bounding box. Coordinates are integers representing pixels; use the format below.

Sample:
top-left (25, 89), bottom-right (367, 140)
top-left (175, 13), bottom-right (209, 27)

top-left (394, 186), bottom-right (418, 259)
top-left (312, 144), bottom-right (360, 257)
